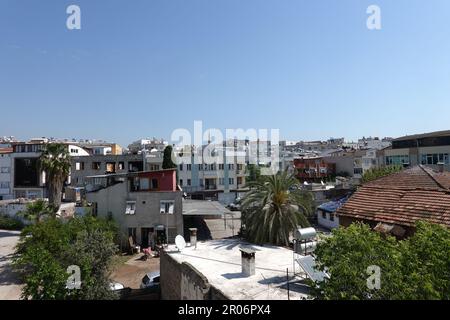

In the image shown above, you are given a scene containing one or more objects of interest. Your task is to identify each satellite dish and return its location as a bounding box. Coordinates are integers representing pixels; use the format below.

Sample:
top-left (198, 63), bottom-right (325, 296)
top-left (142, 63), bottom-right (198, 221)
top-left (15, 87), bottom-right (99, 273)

top-left (175, 235), bottom-right (186, 251)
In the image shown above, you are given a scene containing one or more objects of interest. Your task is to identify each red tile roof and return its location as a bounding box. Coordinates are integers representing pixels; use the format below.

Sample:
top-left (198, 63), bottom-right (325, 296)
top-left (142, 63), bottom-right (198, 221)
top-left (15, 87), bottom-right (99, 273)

top-left (337, 166), bottom-right (450, 228)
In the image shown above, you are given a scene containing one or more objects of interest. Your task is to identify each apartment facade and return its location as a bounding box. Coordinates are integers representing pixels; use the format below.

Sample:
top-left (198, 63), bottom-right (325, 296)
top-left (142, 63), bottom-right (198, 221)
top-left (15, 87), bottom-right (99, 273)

top-left (70, 154), bottom-right (147, 188)
top-left (383, 130), bottom-right (450, 171)
top-left (0, 148), bottom-right (13, 200)
top-left (293, 157), bottom-right (336, 182)
top-left (177, 144), bottom-right (247, 199)
top-left (85, 169), bottom-right (183, 248)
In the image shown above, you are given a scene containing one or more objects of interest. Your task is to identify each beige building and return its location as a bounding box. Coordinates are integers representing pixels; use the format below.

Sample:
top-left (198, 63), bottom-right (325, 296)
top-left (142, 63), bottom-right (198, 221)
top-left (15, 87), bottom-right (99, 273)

top-left (85, 169), bottom-right (183, 248)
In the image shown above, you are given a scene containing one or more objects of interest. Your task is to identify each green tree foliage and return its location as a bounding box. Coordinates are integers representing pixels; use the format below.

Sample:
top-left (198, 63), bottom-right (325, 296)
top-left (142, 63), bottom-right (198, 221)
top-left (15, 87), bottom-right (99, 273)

top-left (13, 216), bottom-right (119, 300)
top-left (310, 221), bottom-right (450, 300)
top-left (0, 214), bottom-right (24, 230)
top-left (39, 143), bottom-right (71, 212)
top-left (17, 199), bottom-right (53, 223)
top-left (245, 164), bottom-right (262, 184)
top-left (162, 145), bottom-right (177, 169)
top-left (241, 171), bottom-right (314, 246)
top-left (362, 165), bottom-right (403, 184)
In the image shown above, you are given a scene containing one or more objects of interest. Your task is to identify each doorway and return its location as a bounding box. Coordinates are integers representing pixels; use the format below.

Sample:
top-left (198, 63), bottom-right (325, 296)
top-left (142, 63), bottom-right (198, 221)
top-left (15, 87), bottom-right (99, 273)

top-left (141, 228), bottom-right (153, 248)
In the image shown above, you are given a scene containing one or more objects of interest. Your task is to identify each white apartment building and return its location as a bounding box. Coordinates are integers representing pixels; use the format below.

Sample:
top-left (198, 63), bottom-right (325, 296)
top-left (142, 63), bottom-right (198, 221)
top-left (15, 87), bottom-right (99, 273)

top-left (127, 138), bottom-right (168, 154)
top-left (0, 148), bottom-right (13, 200)
top-left (177, 145), bottom-right (247, 193)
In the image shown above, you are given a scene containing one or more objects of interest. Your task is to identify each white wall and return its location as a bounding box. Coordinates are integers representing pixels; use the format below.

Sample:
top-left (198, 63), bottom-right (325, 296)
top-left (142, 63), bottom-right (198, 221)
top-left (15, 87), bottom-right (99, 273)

top-left (317, 209), bottom-right (340, 229)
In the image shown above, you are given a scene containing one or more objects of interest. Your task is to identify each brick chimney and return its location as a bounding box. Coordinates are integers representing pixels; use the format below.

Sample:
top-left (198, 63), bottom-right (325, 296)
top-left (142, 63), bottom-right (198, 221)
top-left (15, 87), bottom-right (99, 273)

top-left (240, 247), bottom-right (256, 277)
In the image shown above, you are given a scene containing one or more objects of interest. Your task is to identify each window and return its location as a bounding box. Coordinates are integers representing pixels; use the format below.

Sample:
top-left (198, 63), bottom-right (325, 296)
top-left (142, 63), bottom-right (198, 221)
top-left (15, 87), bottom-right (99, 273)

top-left (237, 164), bottom-right (243, 171)
top-left (237, 177), bottom-right (243, 185)
top-left (151, 178), bottom-right (158, 189)
top-left (229, 178), bottom-right (234, 185)
top-left (106, 162), bottom-right (116, 173)
top-left (1, 167), bottom-right (10, 173)
top-left (219, 164), bottom-right (224, 170)
top-left (322, 211), bottom-right (327, 219)
top-left (160, 200), bottom-right (174, 214)
top-left (179, 164), bottom-right (183, 171)
top-left (219, 178), bottom-right (224, 185)
top-left (187, 179), bottom-right (191, 186)
top-left (0, 182), bottom-right (10, 189)
top-left (228, 164), bottom-right (234, 170)
top-left (179, 179), bottom-right (183, 186)
top-left (385, 155), bottom-right (409, 165)
top-left (187, 164), bottom-right (192, 171)
top-left (140, 178), bottom-right (150, 190)
top-left (420, 153), bottom-right (450, 165)
top-left (125, 202), bottom-right (136, 215)
top-left (330, 214), bottom-right (335, 222)
top-left (354, 168), bottom-right (363, 175)
top-left (198, 164), bottom-right (203, 171)
top-left (118, 162), bottom-right (125, 170)
top-left (92, 162), bottom-right (101, 170)
top-left (75, 162), bottom-right (84, 171)
top-left (199, 179), bottom-right (204, 186)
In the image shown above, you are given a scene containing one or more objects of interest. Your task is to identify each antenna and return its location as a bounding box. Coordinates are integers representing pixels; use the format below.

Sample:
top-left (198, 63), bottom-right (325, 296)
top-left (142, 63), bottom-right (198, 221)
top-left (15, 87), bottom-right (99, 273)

top-left (175, 235), bottom-right (186, 252)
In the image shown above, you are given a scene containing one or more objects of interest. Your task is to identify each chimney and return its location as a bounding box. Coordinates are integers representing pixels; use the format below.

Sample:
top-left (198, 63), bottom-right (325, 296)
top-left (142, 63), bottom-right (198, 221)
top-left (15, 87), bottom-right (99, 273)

top-left (240, 247), bottom-right (256, 277)
top-left (189, 228), bottom-right (198, 249)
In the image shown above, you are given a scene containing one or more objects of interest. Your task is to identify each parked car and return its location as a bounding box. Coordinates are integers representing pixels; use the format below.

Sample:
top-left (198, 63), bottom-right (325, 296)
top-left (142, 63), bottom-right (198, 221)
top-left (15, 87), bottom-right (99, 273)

top-left (140, 271), bottom-right (160, 289)
top-left (228, 203), bottom-right (241, 211)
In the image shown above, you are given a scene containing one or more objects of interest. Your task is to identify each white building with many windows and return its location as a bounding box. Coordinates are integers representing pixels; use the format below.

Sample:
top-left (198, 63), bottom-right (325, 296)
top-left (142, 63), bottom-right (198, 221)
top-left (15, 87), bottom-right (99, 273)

top-left (0, 148), bottom-right (13, 200)
top-left (383, 130), bottom-right (450, 171)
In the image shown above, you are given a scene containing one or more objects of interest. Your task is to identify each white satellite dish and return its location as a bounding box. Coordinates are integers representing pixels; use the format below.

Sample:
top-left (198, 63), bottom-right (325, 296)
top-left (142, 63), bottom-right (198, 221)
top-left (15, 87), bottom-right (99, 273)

top-left (175, 235), bottom-right (186, 251)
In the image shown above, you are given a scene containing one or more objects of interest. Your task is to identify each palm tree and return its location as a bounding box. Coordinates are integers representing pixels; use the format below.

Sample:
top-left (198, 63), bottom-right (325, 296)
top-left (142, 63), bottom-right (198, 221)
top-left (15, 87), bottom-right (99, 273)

top-left (17, 199), bottom-right (53, 223)
top-left (39, 143), bottom-right (71, 213)
top-left (241, 171), bottom-right (314, 246)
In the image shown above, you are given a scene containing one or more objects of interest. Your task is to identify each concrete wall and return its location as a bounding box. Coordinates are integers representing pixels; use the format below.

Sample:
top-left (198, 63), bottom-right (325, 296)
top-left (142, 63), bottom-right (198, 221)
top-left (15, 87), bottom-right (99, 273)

top-left (317, 209), bottom-right (340, 229)
top-left (160, 250), bottom-right (228, 300)
top-left (0, 201), bottom-right (27, 218)
top-left (324, 156), bottom-right (354, 177)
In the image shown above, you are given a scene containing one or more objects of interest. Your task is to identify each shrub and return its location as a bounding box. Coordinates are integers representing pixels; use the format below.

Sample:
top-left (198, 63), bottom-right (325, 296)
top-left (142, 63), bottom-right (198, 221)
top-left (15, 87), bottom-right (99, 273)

top-left (0, 214), bottom-right (24, 230)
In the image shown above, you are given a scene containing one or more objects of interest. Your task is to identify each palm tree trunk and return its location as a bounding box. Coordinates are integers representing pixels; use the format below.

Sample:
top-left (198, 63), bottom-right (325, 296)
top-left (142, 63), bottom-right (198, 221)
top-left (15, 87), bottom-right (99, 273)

top-left (48, 176), bottom-right (63, 214)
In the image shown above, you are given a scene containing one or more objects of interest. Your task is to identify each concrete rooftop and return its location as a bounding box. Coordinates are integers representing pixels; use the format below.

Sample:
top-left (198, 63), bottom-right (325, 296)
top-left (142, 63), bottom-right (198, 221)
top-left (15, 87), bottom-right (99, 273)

top-left (165, 239), bottom-right (310, 300)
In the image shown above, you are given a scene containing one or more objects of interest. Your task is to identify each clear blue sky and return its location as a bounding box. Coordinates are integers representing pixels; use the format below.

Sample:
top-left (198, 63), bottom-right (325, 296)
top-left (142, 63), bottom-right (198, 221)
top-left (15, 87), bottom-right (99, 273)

top-left (1, 0), bottom-right (450, 146)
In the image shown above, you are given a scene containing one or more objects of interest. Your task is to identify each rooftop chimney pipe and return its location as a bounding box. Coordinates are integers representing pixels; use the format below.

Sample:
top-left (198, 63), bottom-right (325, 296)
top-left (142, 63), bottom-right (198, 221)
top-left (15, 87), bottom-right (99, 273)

top-left (189, 228), bottom-right (198, 249)
top-left (240, 247), bottom-right (256, 277)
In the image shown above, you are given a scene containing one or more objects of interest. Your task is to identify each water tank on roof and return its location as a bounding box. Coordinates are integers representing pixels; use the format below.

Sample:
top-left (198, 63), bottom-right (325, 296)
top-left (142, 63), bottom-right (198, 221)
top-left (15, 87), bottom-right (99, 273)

top-left (295, 227), bottom-right (317, 241)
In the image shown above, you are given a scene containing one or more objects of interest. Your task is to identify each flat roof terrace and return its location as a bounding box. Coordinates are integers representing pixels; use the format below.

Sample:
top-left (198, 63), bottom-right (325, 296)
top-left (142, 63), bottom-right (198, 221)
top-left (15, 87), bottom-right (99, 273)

top-left (165, 239), bottom-right (310, 300)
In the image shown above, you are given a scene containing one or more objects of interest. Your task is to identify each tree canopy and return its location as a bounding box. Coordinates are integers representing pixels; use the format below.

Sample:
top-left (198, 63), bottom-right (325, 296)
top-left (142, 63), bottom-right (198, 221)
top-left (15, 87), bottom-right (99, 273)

top-left (39, 143), bottom-right (71, 212)
top-left (162, 145), bottom-right (177, 169)
top-left (13, 215), bottom-right (119, 300)
top-left (241, 171), bottom-right (314, 246)
top-left (310, 221), bottom-right (450, 300)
